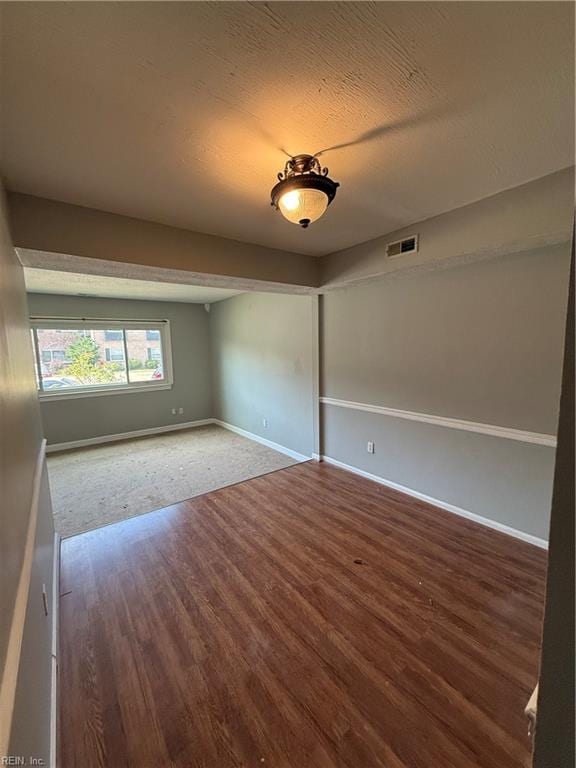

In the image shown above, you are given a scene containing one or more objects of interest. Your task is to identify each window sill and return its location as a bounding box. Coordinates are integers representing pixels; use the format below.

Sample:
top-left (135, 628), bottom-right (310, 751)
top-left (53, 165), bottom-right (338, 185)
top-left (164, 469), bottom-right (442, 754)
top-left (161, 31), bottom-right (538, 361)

top-left (38, 382), bottom-right (173, 402)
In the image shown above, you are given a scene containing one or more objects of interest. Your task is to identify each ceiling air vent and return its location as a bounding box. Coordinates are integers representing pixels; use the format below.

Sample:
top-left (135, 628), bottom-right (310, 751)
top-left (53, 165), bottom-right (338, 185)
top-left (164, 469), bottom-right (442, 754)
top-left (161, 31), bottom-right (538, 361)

top-left (386, 234), bottom-right (418, 259)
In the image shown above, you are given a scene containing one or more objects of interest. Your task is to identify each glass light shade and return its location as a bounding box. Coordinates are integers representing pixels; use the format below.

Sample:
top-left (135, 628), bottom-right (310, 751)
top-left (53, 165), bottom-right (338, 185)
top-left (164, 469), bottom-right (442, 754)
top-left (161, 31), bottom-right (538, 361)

top-left (278, 187), bottom-right (329, 227)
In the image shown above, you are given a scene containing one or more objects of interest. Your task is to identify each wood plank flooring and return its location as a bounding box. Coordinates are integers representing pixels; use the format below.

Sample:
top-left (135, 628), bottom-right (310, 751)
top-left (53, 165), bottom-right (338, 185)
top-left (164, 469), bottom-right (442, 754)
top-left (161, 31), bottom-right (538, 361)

top-left (59, 462), bottom-right (547, 768)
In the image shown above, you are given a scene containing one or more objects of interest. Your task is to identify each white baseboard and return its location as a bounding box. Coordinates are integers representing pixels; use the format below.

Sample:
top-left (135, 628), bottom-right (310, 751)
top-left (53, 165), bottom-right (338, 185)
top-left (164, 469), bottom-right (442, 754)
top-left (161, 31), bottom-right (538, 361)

top-left (50, 532), bottom-right (61, 768)
top-left (46, 419), bottom-right (214, 453)
top-left (47, 419), bottom-right (312, 463)
top-left (320, 455), bottom-right (549, 550)
top-left (213, 420), bottom-right (311, 463)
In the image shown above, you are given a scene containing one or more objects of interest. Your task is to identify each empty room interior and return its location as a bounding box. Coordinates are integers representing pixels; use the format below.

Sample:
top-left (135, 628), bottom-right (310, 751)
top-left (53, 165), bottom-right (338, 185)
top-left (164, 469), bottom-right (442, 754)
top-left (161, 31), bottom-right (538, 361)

top-left (0, 3), bottom-right (574, 767)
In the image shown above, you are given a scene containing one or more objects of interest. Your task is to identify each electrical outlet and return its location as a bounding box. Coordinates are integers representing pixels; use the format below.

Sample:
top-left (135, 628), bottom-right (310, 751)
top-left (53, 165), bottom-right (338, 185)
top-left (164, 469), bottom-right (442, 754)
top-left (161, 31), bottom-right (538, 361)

top-left (178, 407), bottom-right (184, 415)
top-left (262, 418), bottom-right (268, 428)
top-left (171, 408), bottom-right (177, 415)
top-left (367, 441), bottom-right (375, 454)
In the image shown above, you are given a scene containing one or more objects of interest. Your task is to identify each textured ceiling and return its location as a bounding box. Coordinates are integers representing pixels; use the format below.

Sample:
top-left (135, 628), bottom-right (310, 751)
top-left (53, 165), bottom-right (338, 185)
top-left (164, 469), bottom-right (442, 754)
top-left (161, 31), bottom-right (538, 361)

top-left (1, 2), bottom-right (573, 256)
top-left (24, 268), bottom-right (242, 304)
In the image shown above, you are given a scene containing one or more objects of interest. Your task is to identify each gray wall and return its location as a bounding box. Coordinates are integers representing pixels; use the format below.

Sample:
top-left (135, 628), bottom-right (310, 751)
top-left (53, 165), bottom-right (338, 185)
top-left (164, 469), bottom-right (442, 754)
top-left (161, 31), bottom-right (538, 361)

top-left (8, 465), bottom-right (54, 765)
top-left (0, 186), bottom-right (42, 700)
top-left (210, 293), bottom-right (317, 458)
top-left (322, 167), bottom-right (574, 288)
top-left (0, 182), bottom-right (54, 762)
top-left (27, 293), bottom-right (212, 445)
top-left (321, 244), bottom-right (571, 539)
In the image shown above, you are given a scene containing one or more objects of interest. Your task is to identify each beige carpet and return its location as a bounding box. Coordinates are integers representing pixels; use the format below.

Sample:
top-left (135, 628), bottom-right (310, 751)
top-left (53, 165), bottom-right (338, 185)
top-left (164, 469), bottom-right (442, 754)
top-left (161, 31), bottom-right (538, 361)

top-left (47, 425), bottom-right (301, 537)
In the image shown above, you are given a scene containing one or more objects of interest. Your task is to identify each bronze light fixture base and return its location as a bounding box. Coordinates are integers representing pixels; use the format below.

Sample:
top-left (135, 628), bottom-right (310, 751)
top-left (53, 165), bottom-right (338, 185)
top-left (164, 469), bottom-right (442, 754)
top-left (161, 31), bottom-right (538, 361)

top-left (270, 154), bottom-right (339, 228)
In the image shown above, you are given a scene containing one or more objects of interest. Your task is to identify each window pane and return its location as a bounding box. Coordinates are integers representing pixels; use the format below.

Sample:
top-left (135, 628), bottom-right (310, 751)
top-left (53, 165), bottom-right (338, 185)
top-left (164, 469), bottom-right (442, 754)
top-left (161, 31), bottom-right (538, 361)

top-left (104, 329), bottom-right (123, 341)
top-left (35, 328), bottom-right (127, 390)
top-left (126, 329), bottom-right (164, 382)
top-left (105, 347), bottom-right (125, 362)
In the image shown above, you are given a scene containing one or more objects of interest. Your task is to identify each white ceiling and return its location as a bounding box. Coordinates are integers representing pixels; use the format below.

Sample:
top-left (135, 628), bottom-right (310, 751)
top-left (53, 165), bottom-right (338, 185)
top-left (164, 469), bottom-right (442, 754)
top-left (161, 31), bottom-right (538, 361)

top-left (24, 268), bottom-right (243, 304)
top-left (1, 2), bottom-right (573, 257)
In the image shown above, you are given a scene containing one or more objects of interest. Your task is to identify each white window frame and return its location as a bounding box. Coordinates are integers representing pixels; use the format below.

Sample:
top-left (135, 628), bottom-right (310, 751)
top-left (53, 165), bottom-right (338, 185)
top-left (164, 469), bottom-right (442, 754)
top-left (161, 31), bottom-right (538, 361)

top-left (30, 317), bottom-right (173, 401)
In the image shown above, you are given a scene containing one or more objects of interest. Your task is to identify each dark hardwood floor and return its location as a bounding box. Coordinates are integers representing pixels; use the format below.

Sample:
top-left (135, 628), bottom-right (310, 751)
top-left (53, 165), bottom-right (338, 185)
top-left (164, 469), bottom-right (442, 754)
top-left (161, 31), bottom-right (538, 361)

top-left (59, 462), bottom-right (547, 768)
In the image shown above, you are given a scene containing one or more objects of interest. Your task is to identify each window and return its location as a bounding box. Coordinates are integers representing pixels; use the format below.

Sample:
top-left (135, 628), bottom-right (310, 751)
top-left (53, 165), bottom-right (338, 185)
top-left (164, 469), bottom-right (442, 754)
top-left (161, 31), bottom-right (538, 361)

top-left (105, 347), bottom-right (125, 362)
top-left (147, 347), bottom-right (162, 361)
top-left (41, 349), bottom-right (67, 363)
top-left (38, 347), bottom-right (70, 376)
top-left (30, 318), bottom-right (172, 399)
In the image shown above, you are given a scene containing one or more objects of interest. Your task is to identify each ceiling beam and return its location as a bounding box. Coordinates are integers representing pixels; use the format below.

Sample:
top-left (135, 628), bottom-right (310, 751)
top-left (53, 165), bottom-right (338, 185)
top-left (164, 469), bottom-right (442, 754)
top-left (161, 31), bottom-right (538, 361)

top-left (7, 167), bottom-right (574, 295)
top-left (7, 192), bottom-right (321, 291)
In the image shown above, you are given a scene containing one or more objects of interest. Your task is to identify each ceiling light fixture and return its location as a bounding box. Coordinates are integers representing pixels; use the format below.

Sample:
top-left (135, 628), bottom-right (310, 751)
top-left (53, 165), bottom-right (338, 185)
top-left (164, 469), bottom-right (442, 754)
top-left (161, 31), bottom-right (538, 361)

top-left (270, 154), bottom-right (339, 228)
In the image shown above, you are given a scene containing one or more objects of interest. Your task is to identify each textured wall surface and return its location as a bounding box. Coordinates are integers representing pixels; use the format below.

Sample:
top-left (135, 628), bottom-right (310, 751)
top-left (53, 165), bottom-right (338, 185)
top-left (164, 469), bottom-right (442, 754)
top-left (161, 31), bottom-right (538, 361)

top-left (28, 294), bottom-right (212, 444)
top-left (321, 244), bottom-right (571, 538)
top-left (210, 293), bottom-right (316, 458)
